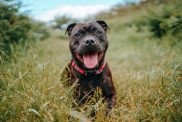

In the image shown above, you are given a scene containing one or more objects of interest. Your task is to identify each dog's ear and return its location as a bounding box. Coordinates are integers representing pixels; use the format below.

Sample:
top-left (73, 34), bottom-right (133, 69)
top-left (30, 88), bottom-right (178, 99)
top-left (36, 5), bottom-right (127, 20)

top-left (96, 20), bottom-right (110, 31)
top-left (65, 23), bottom-right (77, 36)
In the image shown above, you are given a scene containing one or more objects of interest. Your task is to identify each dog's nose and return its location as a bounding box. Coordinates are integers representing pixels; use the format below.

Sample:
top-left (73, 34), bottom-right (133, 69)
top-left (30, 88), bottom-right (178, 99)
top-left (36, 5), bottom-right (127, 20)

top-left (84, 39), bottom-right (96, 46)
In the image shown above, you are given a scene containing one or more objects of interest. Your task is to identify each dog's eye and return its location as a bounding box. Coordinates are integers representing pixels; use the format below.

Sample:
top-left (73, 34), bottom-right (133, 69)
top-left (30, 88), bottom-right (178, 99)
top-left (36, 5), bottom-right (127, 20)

top-left (96, 31), bottom-right (102, 36)
top-left (74, 33), bottom-right (81, 38)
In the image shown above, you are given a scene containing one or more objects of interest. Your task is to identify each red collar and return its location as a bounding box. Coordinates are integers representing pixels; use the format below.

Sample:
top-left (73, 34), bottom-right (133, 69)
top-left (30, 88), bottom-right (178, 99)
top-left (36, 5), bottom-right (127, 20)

top-left (71, 60), bottom-right (106, 76)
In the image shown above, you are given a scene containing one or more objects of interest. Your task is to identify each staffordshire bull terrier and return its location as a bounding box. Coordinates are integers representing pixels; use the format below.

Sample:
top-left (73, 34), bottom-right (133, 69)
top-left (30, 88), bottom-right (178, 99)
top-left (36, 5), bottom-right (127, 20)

top-left (65, 20), bottom-right (116, 114)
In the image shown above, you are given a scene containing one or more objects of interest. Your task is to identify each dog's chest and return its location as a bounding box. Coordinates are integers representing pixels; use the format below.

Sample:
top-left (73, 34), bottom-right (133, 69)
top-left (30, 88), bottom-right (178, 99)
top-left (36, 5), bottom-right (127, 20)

top-left (78, 77), bottom-right (100, 91)
top-left (74, 77), bottom-right (102, 103)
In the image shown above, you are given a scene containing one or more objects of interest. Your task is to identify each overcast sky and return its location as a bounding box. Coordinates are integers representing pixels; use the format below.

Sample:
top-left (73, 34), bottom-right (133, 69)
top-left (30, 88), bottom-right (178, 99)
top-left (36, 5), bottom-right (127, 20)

top-left (19, 0), bottom-right (140, 22)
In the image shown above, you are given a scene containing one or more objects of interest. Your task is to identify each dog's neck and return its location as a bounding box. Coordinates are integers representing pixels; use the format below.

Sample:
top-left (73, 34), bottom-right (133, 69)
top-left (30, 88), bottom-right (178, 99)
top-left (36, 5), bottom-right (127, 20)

top-left (71, 59), bottom-right (106, 76)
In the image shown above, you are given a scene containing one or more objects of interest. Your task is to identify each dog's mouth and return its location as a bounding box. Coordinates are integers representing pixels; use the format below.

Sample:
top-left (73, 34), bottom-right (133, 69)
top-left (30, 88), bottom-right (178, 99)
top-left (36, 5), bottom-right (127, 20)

top-left (76, 52), bottom-right (104, 69)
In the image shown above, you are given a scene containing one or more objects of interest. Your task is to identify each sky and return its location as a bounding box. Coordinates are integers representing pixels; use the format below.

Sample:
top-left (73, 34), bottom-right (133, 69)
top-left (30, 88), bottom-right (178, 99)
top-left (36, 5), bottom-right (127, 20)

top-left (19, 0), bottom-right (140, 22)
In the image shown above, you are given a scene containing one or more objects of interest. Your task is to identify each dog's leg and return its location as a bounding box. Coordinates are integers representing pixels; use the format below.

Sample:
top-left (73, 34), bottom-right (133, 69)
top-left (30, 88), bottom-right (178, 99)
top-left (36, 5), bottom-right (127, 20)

top-left (100, 71), bottom-right (116, 115)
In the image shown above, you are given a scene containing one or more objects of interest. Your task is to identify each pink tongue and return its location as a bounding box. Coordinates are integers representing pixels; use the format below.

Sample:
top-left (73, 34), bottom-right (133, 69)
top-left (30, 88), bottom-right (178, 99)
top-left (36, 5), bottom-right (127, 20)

top-left (83, 53), bottom-right (98, 69)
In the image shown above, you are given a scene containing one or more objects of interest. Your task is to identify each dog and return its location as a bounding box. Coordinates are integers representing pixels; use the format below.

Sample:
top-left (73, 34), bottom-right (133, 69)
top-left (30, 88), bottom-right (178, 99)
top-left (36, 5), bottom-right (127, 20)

top-left (64, 20), bottom-right (116, 115)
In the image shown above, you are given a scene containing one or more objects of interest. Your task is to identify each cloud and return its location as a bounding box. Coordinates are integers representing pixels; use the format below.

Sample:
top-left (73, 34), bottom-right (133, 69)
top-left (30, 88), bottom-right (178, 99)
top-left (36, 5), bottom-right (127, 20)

top-left (34, 5), bottom-right (111, 22)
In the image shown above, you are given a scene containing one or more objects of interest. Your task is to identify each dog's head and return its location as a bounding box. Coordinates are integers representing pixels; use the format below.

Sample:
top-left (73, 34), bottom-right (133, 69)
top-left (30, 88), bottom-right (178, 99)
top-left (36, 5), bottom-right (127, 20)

top-left (66, 20), bottom-right (109, 70)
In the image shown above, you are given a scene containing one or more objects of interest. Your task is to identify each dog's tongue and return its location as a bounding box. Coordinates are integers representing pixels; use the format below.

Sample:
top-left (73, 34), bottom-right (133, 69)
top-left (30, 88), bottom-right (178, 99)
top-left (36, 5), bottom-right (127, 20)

top-left (83, 53), bottom-right (98, 69)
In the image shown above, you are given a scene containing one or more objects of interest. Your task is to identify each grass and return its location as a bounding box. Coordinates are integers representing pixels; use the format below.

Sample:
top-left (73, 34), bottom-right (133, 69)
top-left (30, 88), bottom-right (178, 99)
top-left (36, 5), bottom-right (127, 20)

top-left (1, 1), bottom-right (182, 122)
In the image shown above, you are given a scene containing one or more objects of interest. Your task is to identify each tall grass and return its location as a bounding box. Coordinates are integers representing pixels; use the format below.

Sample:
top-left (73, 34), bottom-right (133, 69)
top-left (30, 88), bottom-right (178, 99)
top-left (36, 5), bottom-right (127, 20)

top-left (1, 0), bottom-right (182, 121)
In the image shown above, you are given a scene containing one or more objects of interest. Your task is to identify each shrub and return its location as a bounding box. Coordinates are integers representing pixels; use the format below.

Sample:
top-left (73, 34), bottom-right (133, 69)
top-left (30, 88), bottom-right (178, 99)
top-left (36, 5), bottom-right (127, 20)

top-left (30, 20), bottom-right (50, 41)
top-left (0, 1), bottom-right (31, 56)
top-left (53, 15), bottom-right (74, 29)
top-left (147, 3), bottom-right (182, 39)
top-left (127, 0), bottom-right (182, 45)
top-left (0, 0), bottom-right (50, 59)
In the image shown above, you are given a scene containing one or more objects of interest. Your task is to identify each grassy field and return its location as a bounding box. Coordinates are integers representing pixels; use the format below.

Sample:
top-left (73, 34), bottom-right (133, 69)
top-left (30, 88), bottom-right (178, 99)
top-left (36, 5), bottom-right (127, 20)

top-left (1, 1), bottom-right (182, 121)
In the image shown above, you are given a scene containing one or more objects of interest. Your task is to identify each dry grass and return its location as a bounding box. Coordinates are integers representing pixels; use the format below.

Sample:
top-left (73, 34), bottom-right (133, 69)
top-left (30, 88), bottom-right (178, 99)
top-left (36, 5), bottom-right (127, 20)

top-left (1, 1), bottom-right (182, 121)
top-left (1, 27), bottom-right (182, 121)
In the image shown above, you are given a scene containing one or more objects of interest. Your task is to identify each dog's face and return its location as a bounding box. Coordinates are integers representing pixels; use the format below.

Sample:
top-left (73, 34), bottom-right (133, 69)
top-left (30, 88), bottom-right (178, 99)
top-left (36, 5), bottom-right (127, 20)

top-left (66, 20), bottom-right (109, 70)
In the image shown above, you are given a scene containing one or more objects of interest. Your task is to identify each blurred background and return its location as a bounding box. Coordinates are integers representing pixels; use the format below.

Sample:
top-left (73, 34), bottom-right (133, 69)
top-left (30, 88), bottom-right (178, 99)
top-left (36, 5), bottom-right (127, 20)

top-left (0, 0), bottom-right (182, 121)
top-left (0, 0), bottom-right (182, 57)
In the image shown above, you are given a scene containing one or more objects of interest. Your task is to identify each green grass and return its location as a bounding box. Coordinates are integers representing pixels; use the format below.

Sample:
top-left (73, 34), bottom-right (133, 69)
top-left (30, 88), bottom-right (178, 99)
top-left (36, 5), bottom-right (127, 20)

top-left (1, 1), bottom-right (182, 121)
top-left (1, 28), bottom-right (182, 121)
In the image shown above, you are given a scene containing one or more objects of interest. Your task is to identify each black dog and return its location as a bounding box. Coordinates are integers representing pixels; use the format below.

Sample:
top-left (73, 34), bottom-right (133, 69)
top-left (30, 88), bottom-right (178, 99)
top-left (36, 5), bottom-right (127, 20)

top-left (65, 20), bottom-right (116, 114)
